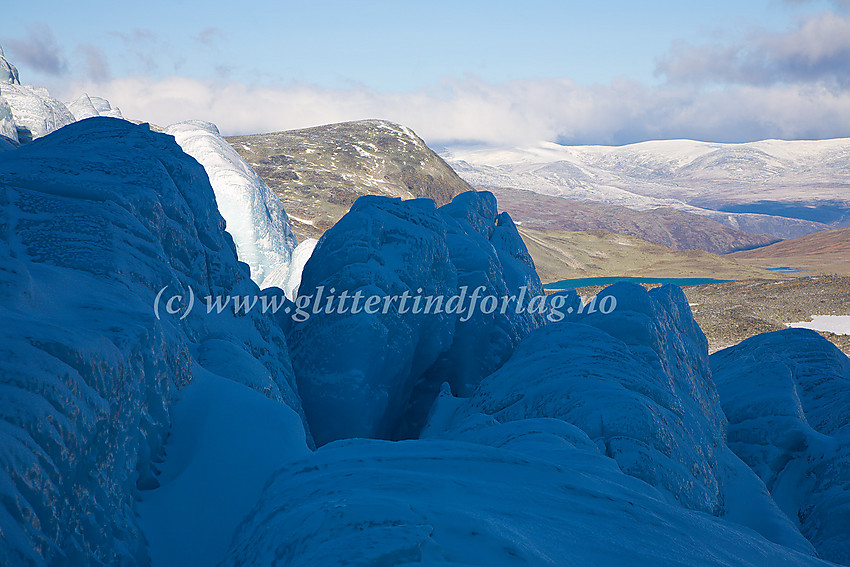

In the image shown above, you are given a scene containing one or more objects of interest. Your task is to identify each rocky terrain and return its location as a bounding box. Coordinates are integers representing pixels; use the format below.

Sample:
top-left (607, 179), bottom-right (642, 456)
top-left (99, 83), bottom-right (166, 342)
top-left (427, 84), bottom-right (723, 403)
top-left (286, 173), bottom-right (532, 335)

top-left (686, 276), bottom-right (850, 355)
top-left (489, 186), bottom-right (778, 254)
top-left (518, 226), bottom-right (779, 284)
top-left (731, 226), bottom-right (850, 276)
top-left (573, 276), bottom-right (850, 356)
top-left (227, 120), bottom-right (472, 240)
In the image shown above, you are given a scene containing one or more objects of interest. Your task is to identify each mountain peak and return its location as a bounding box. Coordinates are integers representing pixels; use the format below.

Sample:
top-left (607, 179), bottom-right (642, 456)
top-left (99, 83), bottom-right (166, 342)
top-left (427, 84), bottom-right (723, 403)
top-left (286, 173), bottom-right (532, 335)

top-left (226, 120), bottom-right (473, 240)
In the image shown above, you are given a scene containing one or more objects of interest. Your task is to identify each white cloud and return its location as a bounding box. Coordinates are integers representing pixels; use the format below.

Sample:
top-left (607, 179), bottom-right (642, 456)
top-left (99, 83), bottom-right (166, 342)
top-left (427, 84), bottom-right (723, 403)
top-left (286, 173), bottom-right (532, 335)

top-left (54, 74), bottom-right (850, 146)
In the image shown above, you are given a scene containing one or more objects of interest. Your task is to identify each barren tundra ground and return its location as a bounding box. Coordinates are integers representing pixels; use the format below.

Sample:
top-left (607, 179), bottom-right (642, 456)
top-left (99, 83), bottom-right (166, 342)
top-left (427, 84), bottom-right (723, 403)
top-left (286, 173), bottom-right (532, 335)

top-left (574, 276), bottom-right (850, 356)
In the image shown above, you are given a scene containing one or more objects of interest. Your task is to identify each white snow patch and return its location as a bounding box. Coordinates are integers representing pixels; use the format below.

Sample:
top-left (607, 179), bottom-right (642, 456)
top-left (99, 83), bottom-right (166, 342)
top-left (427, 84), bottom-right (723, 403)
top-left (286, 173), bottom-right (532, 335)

top-left (288, 214), bottom-right (314, 226)
top-left (787, 315), bottom-right (850, 335)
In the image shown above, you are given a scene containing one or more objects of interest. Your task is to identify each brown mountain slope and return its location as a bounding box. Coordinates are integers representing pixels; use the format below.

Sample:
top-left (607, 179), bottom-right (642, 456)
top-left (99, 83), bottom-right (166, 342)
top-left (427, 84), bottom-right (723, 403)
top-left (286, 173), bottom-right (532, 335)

top-left (730, 226), bottom-right (850, 276)
top-left (488, 186), bottom-right (779, 254)
top-left (518, 226), bottom-right (779, 284)
top-left (227, 120), bottom-right (472, 240)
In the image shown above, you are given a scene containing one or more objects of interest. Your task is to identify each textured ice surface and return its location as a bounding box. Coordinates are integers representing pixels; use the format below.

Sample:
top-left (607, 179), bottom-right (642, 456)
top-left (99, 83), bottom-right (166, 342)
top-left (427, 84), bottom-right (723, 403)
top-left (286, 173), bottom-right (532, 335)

top-left (0, 43), bottom-right (119, 144)
top-left (425, 283), bottom-right (725, 509)
top-left (396, 191), bottom-right (545, 438)
top-left (165, 120), bottom-right (298, 285)
top-left (712, 329), bottom-right (850, 564)
top-left (288, 191), bottom-right (545, 444)
top-left (423, 282), bottom-right (814, 553)
top-left (0, 95), bottom-right (17, 146)
top-left (0, 117), bottom-right (304, 565)
top-left (68, 93), bottom-right (123, 120)
top-left (223, 433), bottom-right (830, 567)
top-left (137, 370), bottom-right (309, 567)
top-left (0, 82), bottom-right (74, 143)
top-left (288, 196), bottom-right (458, 445)
top-left (260, 237), bottom-right (318, 299)
top-left (0, 44), bottom-right (19, 85)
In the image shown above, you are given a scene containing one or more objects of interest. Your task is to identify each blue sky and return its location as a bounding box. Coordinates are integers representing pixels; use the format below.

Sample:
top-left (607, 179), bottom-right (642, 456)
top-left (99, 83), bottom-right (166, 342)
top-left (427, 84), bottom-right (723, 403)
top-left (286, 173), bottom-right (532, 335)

top-left (2, 0), bottom-right (849, 145)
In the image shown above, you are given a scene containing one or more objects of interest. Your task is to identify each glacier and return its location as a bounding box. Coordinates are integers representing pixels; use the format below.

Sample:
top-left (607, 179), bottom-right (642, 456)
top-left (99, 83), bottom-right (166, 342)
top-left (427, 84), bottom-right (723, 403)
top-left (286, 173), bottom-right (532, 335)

top-left (222, 429), bottom-right (830, 566)
top-left (0, 94), bottom-right (16, 148)
top-left (422, 282), bottom-right (815, 554)
top-left (0, 117), bottom-right (306, 565)
top-left (712, 329), bottom-right (850, 564)
top-left (260, 236), bottom-right (318, 299)
top-left (0, 81), bottom-right (75, 144)
top-left (1, 44), bottom-right (19, 85)
top-left (0, 43), bottom-right (118, 146)
top-left (287, 190), bottom-right (545, 445)
top-left (68, 93), bottom-right (123, 121)
top-left (165, 120), bottom-right (298, 286)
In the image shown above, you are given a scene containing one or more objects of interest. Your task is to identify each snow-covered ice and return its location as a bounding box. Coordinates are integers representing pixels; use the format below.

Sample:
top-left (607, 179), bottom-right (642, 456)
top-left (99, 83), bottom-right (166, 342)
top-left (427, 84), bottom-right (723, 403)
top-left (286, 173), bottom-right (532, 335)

top-left (712, 329), bottom-right (850, 564)
top-left (260, 237), bottom-right (318, 299)
top-left (0, 95), bottom-right (16, 146)
top-left (222, 433), bottom-right (830, 566)
top-left (287, 195), bottom-right (459, 445)
top-left (137, 370), bottom-right (309, 567)
top-left (423, 282), bottom-right (813, 553)
top-left (0, 117), bottom-right (306, 565)
top-left (165, 120), bottom-right (298, 285)
top-left (0, 82), bottom-right (75, 143)
top-left (68, 93), bottom-right (123, 121)
top-left (0, 43), bottom-right (117, 145)
top-left (287, 191), bottom-right (545, 444)
top-left (0, 44), bottom-right (19, 85)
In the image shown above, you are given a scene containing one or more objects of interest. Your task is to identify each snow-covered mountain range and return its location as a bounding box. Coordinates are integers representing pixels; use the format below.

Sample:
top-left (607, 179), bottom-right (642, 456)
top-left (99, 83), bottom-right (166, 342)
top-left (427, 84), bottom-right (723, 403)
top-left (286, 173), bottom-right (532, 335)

top-left (442, 138), bottom-right (850, 239)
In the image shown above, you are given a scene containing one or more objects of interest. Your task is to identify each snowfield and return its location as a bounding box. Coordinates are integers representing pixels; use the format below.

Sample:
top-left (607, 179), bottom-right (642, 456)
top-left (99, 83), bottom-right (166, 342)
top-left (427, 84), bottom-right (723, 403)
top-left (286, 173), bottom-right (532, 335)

top-left (788, 315), bottom-right (850, 336)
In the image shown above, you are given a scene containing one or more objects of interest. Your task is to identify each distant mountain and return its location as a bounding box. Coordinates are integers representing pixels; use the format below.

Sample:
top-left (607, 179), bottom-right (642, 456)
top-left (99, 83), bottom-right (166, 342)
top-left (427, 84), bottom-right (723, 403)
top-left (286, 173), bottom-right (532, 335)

top-left (730, 226), bottom-right (850, 276)
top-left (489, 186), bottom-right (779, 254)
top-left (227, 120), bottom-right (472, 240)
top-left (442, 138), bottom-right (850, 239)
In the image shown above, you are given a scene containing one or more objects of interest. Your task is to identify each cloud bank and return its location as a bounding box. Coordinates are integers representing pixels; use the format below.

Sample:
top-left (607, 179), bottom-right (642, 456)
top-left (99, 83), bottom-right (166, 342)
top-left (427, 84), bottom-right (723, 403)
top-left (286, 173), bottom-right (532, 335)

top-left (13, 9), bottom-right (850, 146)
top-left (54, 74), bottom-right (850, 146)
